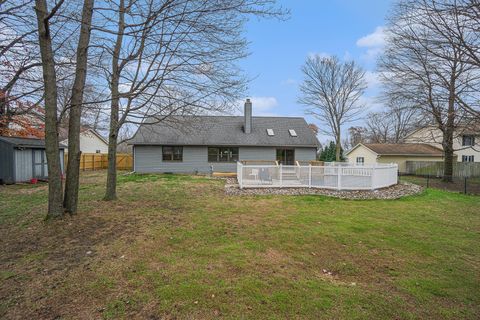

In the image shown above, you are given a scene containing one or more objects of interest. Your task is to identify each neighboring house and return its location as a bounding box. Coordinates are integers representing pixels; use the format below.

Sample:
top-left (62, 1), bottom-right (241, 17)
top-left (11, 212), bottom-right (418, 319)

top-left (0, 136), bottom-right (65, 184)
top-left (60, 128), bottom-right (109, 154)
top-left (129, 99), bottom-right (320, 173)
top-left (345, 143), bottom-right (447, 173)
top-left (404, 126), bottom-right (479, 163)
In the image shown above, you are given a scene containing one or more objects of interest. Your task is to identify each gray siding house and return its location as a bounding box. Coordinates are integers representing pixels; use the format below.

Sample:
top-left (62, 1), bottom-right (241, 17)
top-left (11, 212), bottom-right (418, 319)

top-left (0, 136), bottom-right (65, 184)
top-left (129, 99), bottom-right (320, 174)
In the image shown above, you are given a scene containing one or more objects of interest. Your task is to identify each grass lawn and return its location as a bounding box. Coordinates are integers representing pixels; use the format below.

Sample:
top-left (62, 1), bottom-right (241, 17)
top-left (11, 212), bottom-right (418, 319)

top-left (0, 171), bottom-right (479, 319)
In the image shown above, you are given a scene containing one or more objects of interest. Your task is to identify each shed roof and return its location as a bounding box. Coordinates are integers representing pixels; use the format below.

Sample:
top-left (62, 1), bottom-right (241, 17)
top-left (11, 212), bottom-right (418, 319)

top-left (129, 116), bottom-right (320, 147)
top-left (350, 143), bottom-right (444, 156)
top-left (0, 136), bottom-right (66, 149)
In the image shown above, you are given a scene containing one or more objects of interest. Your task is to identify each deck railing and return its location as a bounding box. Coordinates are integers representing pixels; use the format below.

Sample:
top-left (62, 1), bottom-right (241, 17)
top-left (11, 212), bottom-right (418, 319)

top-left (236, 162), bottom-right (398, 190)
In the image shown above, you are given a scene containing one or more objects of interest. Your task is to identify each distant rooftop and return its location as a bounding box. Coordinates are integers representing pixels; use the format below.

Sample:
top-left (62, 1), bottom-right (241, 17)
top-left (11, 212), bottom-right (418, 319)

top-left (363, 143), bottom-right (444, 156)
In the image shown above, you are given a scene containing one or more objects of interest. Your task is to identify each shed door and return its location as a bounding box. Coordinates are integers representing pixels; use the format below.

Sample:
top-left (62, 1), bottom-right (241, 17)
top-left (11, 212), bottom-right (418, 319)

top-left (33, 150), bottom-right (48, 178)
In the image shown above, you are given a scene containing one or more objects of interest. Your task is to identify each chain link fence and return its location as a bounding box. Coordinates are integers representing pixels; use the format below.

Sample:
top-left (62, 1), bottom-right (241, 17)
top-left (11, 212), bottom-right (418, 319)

top-left (400, 175), bottom-right (480, 195)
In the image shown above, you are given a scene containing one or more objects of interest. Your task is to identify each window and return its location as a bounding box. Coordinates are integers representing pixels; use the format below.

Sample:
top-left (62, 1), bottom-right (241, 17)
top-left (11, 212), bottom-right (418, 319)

top-left (266, 129), bottom-right (274, 136)
top-left (288, 129), bottom-right (297, 137)
top-left (462, 155), bottom-right (475, 162)
top-left (162, 146), bottom-right (183, 161)
top-left (356, 157), bottom-right (365, 165)
top-left (462, 135), bottom-right (475, 146)
top-left (208, 147), bottom-right (239, 162)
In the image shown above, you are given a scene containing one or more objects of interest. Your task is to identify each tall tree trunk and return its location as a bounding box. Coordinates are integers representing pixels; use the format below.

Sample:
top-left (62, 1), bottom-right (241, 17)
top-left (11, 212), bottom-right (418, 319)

top-left (0, 92), bottom-right (7, 135)
top-left (104, 0), bottom-right (125, 201)
top-left (443, 131), bottom-right (454, 182)
top-left (443, 74), bottom-right (457, 183)
top-left (335, 133), bottom-right (341, 162)
top-left (63, 0), bottom-right (95, 214)
top-left (442, 123), bottom-right (455, 182)
top-left (34, 0), bottom-right (64, 218)
top-left (104, 126), bottom-right (118, 200)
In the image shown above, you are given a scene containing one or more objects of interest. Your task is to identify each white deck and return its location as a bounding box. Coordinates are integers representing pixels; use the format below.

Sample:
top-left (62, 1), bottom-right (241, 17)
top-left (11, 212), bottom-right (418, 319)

top-left (237, 162), bottom-right (398, 190)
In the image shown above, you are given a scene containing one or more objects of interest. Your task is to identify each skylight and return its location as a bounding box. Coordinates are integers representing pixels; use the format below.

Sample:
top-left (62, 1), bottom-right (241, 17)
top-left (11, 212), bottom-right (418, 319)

top-left (266, 129), bottom-right (275, 136)
top-left (289, 129), bottom-right (297, 137)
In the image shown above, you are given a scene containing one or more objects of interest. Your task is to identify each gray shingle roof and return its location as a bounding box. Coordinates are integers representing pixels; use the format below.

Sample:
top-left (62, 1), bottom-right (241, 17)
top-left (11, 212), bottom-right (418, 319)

top-left (0, 136), bottom-right (66, 148)
top-left (362, 143), bottom-right (444, 156)
top-left (129, 116), bottom-right (320, 147)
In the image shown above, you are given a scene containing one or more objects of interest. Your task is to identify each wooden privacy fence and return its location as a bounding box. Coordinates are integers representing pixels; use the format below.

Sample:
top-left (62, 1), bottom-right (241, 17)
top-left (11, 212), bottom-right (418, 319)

top-left (406, 161), bottom-right (480, 177)
top-left (64, 153), bottom-right (133, 171)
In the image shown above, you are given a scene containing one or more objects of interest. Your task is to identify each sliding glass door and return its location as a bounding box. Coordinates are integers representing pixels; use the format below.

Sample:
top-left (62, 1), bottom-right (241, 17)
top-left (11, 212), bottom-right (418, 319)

top-left (276, 148), bottom-right (295, 165)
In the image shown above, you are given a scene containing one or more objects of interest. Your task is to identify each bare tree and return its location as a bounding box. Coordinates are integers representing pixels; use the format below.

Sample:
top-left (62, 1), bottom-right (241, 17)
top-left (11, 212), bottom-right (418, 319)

top-left (366, 112), bottom-right (391, 143)
top-left (389, 104), bottom-right (422, 142)
top-left (299, 55), bottom-right (367, 161)
top-left (94, 0), bottom-right (287, 200)
top-left (34, 0), bottom-right (64, 218)
top-left (430, 0), bottom-right (480, 119)
top-left (31, 0), bottom-right (97, 218)
top-left (346, 126), bottom-right (368, 149)
top-left (63, 0), bottom-right (95, 214)
top-left (365, 103), bottom-right (421, 143)
top-left (1, 0), bottom-right (43, 133)
top-left (1, 0), bottom-right (81, 133)
top-left (379, 0), bottom-right (479, 181)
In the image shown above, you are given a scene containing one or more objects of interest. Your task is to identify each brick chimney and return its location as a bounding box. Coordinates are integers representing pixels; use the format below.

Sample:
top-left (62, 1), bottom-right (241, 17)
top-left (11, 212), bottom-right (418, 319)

top-left (244, 98), bottom-right (252, 134)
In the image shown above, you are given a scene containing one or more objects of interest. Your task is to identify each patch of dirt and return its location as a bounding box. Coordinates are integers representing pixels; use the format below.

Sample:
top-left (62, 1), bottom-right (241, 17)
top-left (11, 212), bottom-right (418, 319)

top-left (0, 183), bottom-right (48, 195)
top-left (260, 248), bottom-right (290, 264)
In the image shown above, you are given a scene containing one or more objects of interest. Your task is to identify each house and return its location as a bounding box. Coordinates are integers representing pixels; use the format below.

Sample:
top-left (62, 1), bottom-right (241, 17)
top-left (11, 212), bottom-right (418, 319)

top-left (345, 143), bottom-right (446, 173)
top-left (129, 99), bottom-right (320, 173)
top-left (0, 136), bottom-right (65, 184)
top-left (60, 128), bottom-right (109, 154)
top-left (404, 126), bottom-right (479, 163)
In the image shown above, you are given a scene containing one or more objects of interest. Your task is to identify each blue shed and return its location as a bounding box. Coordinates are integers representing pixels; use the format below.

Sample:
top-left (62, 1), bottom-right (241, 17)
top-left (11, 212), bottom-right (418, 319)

top-left (0, 136), bottom-right (65, 184)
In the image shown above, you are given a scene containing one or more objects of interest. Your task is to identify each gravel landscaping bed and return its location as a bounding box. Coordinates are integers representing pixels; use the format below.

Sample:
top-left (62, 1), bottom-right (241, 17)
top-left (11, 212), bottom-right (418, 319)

top-left (224, 178), bottom-right (423, 199)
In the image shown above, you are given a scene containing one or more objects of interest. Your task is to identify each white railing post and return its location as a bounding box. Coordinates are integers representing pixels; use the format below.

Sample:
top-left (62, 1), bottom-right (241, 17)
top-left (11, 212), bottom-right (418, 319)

top-left (241, 163), bottom-right (244, 189)
top-left (279, 163), bottom-right (283, 187)
top-left (337, 166), bottom-right (342, 190)
top-left (309, 164), bottom-right (312, 188)
top-left (370, 167), bottom-right (375, 190)
top-left (394, 164), bottom-right (398, 185)
top-left (237, 161), bottom-right (242, 189)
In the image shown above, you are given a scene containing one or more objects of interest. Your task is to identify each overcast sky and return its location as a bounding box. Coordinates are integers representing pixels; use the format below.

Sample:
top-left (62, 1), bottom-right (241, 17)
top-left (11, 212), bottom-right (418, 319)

top-left (238, 0), bottom-right (393, 144)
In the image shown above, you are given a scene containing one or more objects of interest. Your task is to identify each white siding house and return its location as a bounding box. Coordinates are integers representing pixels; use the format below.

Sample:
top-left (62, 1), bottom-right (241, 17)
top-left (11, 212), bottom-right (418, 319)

top-left (61, 129), bottom-right (108, 154)
top-left (404, 126), bottom-right (479, 163)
